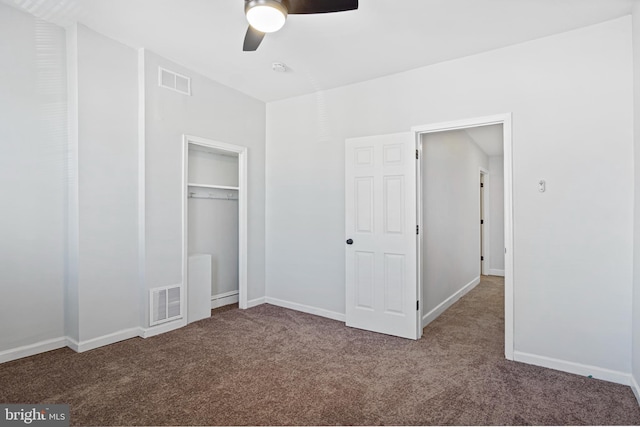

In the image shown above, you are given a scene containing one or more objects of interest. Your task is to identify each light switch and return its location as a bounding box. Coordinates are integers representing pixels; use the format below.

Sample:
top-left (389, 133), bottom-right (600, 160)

top-left (538, 180), bottom-right (545, 193)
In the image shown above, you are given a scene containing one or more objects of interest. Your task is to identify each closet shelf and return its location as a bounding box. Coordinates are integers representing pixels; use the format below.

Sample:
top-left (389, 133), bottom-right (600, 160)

top-left (188, 183), bottom-right (239, 190)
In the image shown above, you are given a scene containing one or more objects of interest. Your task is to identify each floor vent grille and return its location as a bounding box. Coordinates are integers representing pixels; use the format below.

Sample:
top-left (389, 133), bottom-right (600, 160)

top-left (150, 285), bottom-right (183, 326)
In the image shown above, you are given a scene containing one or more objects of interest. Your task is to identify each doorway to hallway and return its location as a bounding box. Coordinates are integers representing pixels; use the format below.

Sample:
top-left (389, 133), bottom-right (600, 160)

top-left (413, 114), bottom-right (513, 360)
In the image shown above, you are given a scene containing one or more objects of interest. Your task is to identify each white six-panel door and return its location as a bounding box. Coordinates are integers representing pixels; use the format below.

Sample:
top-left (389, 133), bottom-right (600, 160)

top-left (345, 133), bottom-right (419, 339)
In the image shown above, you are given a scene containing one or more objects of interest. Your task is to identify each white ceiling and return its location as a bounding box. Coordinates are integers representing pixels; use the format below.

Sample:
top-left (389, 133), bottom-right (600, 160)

top-left (4, 0), bottom-right (635, 102)
top-left (465, 125), bottom-right (503, 157)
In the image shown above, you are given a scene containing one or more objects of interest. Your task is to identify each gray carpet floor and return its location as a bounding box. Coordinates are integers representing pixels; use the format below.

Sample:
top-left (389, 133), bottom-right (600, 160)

top-left (1, 275), bottom-right (639, 425)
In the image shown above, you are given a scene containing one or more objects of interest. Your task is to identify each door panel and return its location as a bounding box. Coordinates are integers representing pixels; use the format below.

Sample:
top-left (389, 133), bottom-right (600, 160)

top-left (355, 251), bottom-right (375, 309)
top-left (384, 176), bottom-right (404, 234)
top-left (355, 177), bottom-right (374, 233)
top-left (383, 253), bottom-right (405, 314)
top-left (345, 133), bottom-right (419, 339)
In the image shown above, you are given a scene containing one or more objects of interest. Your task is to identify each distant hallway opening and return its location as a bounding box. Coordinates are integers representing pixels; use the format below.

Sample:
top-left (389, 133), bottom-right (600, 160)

top-left (414, 115), bottom-right (512, 358)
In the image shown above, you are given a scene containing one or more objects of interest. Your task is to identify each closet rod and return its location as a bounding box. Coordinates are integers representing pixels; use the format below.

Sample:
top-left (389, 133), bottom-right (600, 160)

top-left (189, 193), bottom-right (238, 201)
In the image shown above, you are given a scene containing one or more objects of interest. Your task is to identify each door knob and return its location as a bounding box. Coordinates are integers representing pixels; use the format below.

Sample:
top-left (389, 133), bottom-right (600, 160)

top-left (346, 239), bottom-right (353, 245)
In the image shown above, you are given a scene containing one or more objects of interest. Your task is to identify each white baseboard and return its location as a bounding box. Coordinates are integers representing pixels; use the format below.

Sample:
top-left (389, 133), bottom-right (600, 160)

top-left (422, 276), bottom-right (480, 328)
top-left (211, 291), bottom-right (239, 309)
top-left (265, 297), bottom-right (345, 322)
top-left (1, 320), bottom-right (188, 362)
top-left (488, 269), bottom-right (505, 277)
top-left (513, 351), bottom-right (631, 386)
top-left (66, 328), bottom-right (140, 353)
top-left (246, 297), bottom-right (266, 308)
top-left (138, 318), bottom-right (186, 338)
top-left (0, 337), bottom-right (68, 364)
top-left (631, 375), bottom-right (640, 406)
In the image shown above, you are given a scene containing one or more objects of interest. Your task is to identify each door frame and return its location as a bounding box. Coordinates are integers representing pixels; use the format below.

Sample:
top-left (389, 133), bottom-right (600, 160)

top-left (412, 113), bottom-right (514, 360)
top-left (182, 135), bottom-right (249, 319)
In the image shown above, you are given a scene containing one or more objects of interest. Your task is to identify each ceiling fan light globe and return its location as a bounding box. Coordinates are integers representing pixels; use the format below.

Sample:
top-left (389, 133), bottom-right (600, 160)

top-left (246, 1), bottom-right (287, 33)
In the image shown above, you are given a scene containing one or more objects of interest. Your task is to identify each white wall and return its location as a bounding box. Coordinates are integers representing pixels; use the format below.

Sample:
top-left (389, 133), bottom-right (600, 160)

top-left (70, 24), bottom-right (139, 342)
top-left (0, 4), bottom-right (66, 351)
top-left (266, 17), bottom-right (633, 375)
top-left (188, 149), bottom-right (239, 187)
top-left (632, 1), bottom-right (640, 396)
top-left (421, 130), bottom-right (488, 316)
top-left (189, 198), bottom-right (239, 296)
top-left (143, 50), bottom-right (265, 325)
top-left (489, 156), bottom-right (505, 274)
top-left (0, 15), bottom-right (265, 354)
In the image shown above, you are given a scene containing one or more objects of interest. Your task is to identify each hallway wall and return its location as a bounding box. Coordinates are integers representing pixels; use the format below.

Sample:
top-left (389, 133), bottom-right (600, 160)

top-left (421, 130), bottom-right (488, 324)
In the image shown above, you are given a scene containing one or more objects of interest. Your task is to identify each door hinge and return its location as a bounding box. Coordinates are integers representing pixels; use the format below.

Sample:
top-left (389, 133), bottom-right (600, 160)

top-left (480, 182), bottom-right (484, 187)
top-left (481, 256), bottom-right (484, 261)
top-left (417, 300), bottom-right (419, 311)
top-left (416, 149), bottom-right (419, 160)
top-left (416, 225), bottom-right (419, 235)
top-left (481, 219), bottom-right (484, 224)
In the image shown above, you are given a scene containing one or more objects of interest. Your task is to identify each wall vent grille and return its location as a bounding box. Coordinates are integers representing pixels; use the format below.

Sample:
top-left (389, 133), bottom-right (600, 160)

top-left (150, 285), bottom-right (183, 326)
top-left (158, 67), bottom-right (191, 95)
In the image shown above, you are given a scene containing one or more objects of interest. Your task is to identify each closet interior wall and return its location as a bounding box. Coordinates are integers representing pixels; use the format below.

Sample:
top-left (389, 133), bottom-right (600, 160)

top-left (188, 145), bottom-right (240, 310)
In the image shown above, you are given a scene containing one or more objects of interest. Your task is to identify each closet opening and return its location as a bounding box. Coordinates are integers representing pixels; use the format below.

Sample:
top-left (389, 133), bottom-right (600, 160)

top-left (182, 135), bottom-right (248, 324)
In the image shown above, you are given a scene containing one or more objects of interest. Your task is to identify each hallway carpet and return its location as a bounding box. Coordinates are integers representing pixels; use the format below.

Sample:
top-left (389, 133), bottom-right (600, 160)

top-left (1, 276), bottom-right (639, 425)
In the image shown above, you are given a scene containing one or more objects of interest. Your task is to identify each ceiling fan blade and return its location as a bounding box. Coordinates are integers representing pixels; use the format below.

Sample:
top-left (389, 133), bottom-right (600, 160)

top-left (243, 26), bottom-right (265, 51)
top-left (284, 0), bottom-right (358, 14)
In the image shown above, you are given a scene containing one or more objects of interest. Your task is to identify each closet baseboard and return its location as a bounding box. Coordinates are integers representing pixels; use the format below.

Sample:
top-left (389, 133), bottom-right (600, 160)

top-left (211, 291), bottom-right (239, 309)
top-left (246, 297), bottom-right (266, 308)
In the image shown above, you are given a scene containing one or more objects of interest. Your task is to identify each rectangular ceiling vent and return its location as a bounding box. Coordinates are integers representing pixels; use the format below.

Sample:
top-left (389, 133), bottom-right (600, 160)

top-left (150, 285), bottom-right (183, 326)
top-left (158, 66), bottom-right (191, 96)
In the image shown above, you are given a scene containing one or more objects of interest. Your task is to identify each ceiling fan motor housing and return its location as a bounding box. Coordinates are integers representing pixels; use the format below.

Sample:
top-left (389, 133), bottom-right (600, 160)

top-left (243, 0), bottom-right (358, 51)
top-left (245, 0), bottom-right (288, 33)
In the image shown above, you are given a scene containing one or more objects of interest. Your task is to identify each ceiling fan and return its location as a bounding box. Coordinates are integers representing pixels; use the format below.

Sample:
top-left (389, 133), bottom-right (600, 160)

top-left (243, 0), bottom-right (358, 51)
